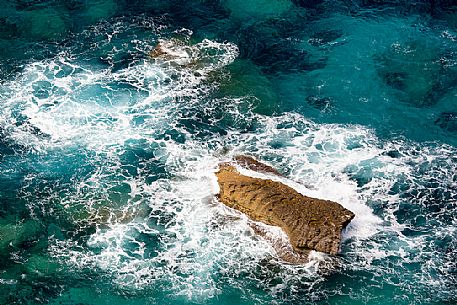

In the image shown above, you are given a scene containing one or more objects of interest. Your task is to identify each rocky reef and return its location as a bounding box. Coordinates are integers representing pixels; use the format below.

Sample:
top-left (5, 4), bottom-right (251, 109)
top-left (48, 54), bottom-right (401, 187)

top-left (216, 156), bottom-right (355, 261)
top-left (376, 40), bottom-right (455, 107)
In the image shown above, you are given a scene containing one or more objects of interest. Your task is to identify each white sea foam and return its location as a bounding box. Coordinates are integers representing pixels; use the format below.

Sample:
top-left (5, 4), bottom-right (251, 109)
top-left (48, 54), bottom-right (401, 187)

top-left (0, 35), bottom-right (238, 154)
top-left (46, 112), bottom-right (393, 300)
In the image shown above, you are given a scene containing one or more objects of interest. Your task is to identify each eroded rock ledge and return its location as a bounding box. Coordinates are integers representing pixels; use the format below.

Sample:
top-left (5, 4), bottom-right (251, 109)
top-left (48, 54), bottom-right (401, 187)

top-left (216, 156), bottom-right (355, 259)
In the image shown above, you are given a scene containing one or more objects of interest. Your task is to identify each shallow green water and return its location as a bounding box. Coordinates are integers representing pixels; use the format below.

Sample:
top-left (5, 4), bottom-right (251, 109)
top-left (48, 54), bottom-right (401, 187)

top-left (0, 1), bottom-right (456, 304)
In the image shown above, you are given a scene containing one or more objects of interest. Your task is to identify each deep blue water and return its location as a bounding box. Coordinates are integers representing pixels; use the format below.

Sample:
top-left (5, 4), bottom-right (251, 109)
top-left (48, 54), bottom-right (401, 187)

top-left (0, 1), bottom-right (456, 304)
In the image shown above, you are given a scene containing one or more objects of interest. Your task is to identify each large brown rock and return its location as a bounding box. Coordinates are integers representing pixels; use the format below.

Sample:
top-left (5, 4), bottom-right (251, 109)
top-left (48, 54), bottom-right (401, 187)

top-left (216, 160), bottom-right (354, 256)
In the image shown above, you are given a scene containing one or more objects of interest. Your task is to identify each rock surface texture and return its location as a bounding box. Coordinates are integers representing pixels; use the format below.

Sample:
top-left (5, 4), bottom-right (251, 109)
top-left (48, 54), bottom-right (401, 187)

top-left (233, 155), bottom-right (283, 176)
top-left (216, 158), bottom-right (355, 256)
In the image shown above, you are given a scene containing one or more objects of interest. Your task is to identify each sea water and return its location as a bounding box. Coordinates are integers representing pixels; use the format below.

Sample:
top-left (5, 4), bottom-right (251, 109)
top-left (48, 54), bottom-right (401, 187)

top-left (0, 1), bottom-right (456, 304)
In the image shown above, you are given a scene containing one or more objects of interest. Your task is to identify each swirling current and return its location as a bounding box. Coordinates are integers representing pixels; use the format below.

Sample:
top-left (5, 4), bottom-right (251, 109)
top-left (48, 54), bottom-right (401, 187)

top-left (0, 1), bottom-right (456, 304)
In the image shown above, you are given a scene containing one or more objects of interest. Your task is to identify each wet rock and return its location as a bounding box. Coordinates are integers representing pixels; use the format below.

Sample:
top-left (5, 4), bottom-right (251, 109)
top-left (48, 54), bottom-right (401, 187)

top-left (250, 222), bottom-right (310, 264)
top-left (215, 160), bottom-right (354, 257)
top-left (149, 37), bottom-right (237, 70)
top-left (383, 150), bottom-right (402, 159)
top-left (234, 155), bottom-right (282, 176)
top-left (148, 38), bottom-right (193, 64)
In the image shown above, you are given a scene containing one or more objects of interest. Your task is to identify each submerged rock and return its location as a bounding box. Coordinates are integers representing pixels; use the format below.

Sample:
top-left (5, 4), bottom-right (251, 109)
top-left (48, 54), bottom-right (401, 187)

top-left (249, 39), bottom-right (323, 74)
top-left (82, 0), bottom-right (117, 23)
top-left (292, 0), bottom-right (325, 9)
top-left (22, 8), bottom-right (68, 40)
top-left (306, 95), bottom-right (333, 112)
top-left (148, 37), bottom-right (238, 70)
top-left (215, 158), bottom-right (354, 258)
top-left (376, 41), bottom-right (455, 107)
top-left (349, 0), bottom-right (456, 16)
top-left (227, 13), bottom-right (327, 75)
top-left (222, 0), bottom-right (292, 20)
top-left (435, 111), bottom-right (457, 132)
top-left (308, 29), bottom-right (343, 47)
top-left (216, 59), bottom-right (279, 115)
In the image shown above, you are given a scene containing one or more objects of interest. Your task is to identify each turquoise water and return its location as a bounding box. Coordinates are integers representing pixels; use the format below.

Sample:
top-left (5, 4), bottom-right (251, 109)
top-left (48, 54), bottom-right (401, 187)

top-left (0, 1), bottom-right (456, 304)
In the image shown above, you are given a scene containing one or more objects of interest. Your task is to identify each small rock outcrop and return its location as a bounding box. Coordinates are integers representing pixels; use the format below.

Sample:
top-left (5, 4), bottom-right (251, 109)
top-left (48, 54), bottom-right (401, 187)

top-left (216, 158), bottom-right (354, 257)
